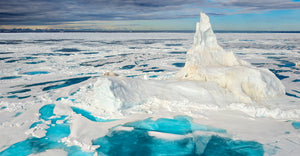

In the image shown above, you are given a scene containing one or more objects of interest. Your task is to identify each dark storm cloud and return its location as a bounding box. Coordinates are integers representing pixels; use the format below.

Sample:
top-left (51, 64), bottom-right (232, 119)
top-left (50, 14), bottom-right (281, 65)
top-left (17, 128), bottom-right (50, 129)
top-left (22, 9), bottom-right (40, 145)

top-left (217, 0), bottom-right (300, 12)
top-left (0, 0), bottom-right (74, 24)
top-left (0, 0), bottom-right (299, 25)
top-left (0, 0), bottom-right (205, 25)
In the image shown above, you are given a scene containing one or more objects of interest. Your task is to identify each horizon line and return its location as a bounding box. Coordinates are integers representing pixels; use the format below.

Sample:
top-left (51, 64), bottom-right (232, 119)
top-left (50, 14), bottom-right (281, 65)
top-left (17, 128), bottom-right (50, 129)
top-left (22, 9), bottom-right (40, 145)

top-left (1, 29), bottom-right (300, 33)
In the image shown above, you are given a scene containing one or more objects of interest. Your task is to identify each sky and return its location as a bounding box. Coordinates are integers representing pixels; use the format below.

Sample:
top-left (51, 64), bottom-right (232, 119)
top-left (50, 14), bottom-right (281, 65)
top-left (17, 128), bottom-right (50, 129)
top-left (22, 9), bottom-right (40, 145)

top-left (0, 0), bottom-right (300, 31)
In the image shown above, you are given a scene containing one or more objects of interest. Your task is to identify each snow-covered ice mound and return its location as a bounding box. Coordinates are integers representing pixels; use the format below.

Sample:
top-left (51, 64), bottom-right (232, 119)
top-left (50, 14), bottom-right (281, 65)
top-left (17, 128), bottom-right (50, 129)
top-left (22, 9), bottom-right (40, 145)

top-left (82, 77), bottom-right (240, 116)
top-left (176, 13), bottom-right (285, 102)
top-left (77, 13), bottom-right (292, 119)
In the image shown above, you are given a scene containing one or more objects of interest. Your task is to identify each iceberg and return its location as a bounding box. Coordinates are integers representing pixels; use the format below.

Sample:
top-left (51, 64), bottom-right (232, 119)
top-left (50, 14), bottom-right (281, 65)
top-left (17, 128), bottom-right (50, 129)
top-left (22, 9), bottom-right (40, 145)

top-left (176, 13), bottom-right (285, 102)
top-left (82, 13), bottom-right (286, 115)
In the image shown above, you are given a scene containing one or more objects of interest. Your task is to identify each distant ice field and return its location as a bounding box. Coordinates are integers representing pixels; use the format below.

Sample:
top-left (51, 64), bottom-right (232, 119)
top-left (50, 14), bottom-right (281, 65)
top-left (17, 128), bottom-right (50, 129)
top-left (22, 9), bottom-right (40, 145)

top-left (0, 32), bottom-right (300, 155)
top-left (0, 33), bottom-right (299, 99)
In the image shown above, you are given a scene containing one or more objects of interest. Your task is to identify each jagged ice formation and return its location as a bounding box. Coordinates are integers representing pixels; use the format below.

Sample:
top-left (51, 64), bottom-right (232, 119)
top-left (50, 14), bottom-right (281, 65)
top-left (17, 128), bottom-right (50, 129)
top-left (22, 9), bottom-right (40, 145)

top-left (176, 13), bottom-right (285, 102)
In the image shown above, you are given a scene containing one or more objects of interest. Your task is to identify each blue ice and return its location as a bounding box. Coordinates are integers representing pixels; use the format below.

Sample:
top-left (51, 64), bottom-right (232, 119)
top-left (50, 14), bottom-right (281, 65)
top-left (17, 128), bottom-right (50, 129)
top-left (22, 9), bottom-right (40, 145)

top-left (25, 60), bottom-right (45, 64)
top-left (71, 107), bottom-right (116, 122)
top-left (120, 65), bottom-right (135, 70)
top-left (29, 121), bottom-right (43, 129)
top-left (149, 75), bottom-right (158, 78)
top-left (286, 92), bottom-right (300, 98)
top-left (92, 116), bottom-right (263, 156)
top-left (23, 71), bottom-right (50, 75)
top-left (7, 95), bottom-right (18, 99)
top-left (14, 112), bottom-right (22, 117)
top-left (39, 104), bottom-right (55, 120)
top-left (70, 89), bottom-right (80, 96)
top-left (123, 116), bottom-right (226, 135)
top-left (202, 135), bottom-right (264, 156)
top-left (56, 97), bottom-right (68, 101)
top-left (18, 95), bottom-right (31, 99)
top-left (45, 123), bottom-right (70, 142)
top-left (92, 129), bottom-right (197, 155)
top-left (39, 104), bottom-right (68, 124)
top-left (172, 62), bottom-right (185, 67)
top-left (8, 89), bottom-right (31, 94)
top-left (0, 104), bottom-right (93, 156)
top-left (42, 76), bottom-right (91, 91)
top-left (292, 122), bottom-right (300, 129)
top-left (55, 48), bottom-right (81, 52)
top-left (0, 123), bottom-right (92, 156)
top-left (0, 76), bottom-right (21, 80)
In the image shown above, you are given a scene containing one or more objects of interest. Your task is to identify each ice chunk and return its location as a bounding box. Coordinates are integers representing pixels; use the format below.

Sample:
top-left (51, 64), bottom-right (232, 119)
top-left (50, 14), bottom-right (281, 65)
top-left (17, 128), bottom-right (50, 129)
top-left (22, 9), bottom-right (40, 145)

top-left (123, 116), bottom-right (226, 135)
top-left (176, 13), bottom-right (285, 101)
top-left (92, 117), bottom-right (263, 156)
top-left (71, 106), bottom-right (116, 122)
top-left (88, 77), bottom-right (241, 113)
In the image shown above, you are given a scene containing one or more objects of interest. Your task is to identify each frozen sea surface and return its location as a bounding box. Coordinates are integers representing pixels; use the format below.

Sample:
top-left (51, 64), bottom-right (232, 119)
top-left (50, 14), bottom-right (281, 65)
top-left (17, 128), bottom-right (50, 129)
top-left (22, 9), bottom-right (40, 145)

top-left (0, 32), bottom-right (300, 155)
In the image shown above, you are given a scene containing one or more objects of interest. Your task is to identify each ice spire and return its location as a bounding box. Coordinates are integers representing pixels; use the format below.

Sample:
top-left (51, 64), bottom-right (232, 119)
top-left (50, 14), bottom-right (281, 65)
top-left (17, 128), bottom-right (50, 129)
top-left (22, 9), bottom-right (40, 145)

top-left (177, 13), bottom-right (242, 79)
top-left (176, 13), bottom-right (285, 101)
top-left (193, 13), bottom-right (220, 49)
